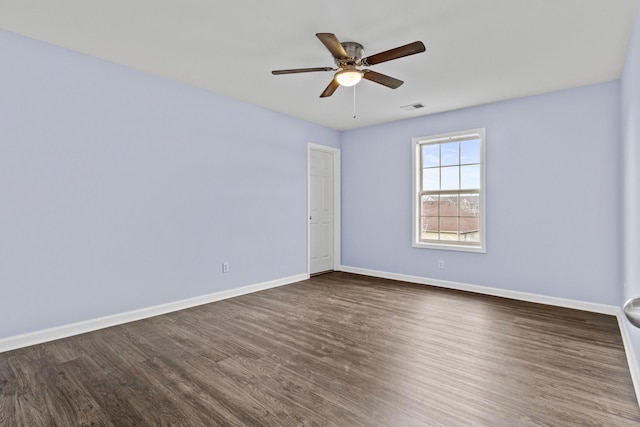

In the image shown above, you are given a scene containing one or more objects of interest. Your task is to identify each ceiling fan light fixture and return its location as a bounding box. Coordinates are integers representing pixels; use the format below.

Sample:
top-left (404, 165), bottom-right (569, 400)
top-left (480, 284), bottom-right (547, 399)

top-left (335, 69), bottom-right (363, 87)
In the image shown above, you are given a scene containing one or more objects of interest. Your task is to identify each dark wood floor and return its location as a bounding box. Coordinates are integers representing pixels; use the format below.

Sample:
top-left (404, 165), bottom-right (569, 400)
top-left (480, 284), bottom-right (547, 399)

top-left (1, 272), bottom-right (639, 426)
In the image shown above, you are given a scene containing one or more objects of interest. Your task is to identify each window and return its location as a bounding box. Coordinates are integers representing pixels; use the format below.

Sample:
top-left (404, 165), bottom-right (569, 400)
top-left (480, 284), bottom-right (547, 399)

top-left (412, 128), bottom-right (485, 252)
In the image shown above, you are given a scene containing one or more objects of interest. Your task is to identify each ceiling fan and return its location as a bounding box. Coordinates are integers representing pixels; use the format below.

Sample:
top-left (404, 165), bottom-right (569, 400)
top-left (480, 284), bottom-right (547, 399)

top-left (272, 33), bottom-right (426, 98)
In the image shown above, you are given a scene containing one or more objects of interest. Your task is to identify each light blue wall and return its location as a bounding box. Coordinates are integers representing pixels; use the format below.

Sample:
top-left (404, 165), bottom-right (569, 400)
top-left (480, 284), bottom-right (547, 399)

top-left (0, 22), bottom-right (633, 345)
top-left (0, 30), bottom-right (339, 339)
top-left (622, 6), bottom-right (640, 368)
top-left (341, 81), bottom-right (622, 305)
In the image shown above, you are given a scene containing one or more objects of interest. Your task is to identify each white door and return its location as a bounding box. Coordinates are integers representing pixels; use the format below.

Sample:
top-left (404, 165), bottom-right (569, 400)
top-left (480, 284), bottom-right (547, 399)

top-left (309, 148), bottom-right (334, 274)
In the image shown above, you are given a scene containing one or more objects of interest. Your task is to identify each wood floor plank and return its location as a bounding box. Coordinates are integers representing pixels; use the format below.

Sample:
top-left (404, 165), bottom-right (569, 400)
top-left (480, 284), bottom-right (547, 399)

top-left (138, 355), bottom-right (251, 426)
top-left (70, 354), bottom-right (154, 426)
top-left (39, 360), bottom-right (114, 426)
top-left (0, 272), bottom-right (639, 425)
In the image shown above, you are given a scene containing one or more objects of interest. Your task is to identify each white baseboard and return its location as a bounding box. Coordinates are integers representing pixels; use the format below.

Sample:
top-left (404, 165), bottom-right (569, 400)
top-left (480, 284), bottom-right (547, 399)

top-left (340, 264), bottom-right (640, 406)
top-left (0, 273), bottom-right (308, 354)
top-left (339, 265), bottom-right (619, 314)
top-left (616, 311), bottom-right (640, 405)
top-left (4, 267), bottom-right (639, 407)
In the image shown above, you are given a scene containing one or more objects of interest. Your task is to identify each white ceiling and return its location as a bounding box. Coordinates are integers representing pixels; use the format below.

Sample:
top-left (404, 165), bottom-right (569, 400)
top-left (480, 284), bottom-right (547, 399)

top-left (1, 0), bottom-right (638, 130)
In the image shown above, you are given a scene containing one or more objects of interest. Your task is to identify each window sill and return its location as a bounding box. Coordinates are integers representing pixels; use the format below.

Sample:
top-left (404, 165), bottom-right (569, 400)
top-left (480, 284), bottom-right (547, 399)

top-left (412, 241), bottom-right (486, 253)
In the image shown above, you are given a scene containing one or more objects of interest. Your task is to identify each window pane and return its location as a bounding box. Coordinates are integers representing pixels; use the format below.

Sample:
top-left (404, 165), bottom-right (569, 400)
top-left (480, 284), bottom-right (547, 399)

top-left (460, 217), bottom-right (480, 242)
top-left (422, 144), bottom-right (440, 168)
top-left (441, 142), bottom-right (459, 166)
top-left (460, 193), bottom-right (480, 217)
top-left (460, 164), bottom-right (480, 189)
top-left (439, 194), bottom-right (458, 217)
top-left (439, 217), bottom-right (459, 241)
top-left (441, 166), bottom-right (459, 190)
top-left (460, 139), bottom-right (481, 164)
top-left (421, 217), bottom-right (438, 240)
top-left (421, 195), bottom-right (439, 216)
top-left (422, 168), bottom-right (439, 191)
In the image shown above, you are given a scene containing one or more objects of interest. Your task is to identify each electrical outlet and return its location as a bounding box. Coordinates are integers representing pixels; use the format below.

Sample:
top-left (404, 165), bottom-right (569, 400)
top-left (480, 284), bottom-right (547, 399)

top-left (438, 260), bottom-right (444, 269)
top-left (222, 262), bottom-right (229, 273)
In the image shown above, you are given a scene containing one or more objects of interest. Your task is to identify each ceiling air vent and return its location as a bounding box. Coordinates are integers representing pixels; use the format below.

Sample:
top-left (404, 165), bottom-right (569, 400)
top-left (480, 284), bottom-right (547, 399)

top-left (400, 103), bottom-right (425, 111)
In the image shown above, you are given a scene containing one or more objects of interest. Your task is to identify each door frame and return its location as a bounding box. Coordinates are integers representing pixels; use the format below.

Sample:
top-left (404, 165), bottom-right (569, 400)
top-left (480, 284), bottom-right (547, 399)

top-left (307, 143), bottom-right (341, 275)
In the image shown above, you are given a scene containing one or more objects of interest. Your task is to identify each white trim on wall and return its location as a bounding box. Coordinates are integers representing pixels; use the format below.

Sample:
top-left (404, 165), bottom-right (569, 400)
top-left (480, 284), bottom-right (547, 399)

top-left (307, 143), bottom-right (341, 274)
top-left (0, 273), bottom-right (308, 354)
top-left (617, 312), bottom-right (640, 405)
top-left (340, 265), bottom-right (618, 314)
top-left (2, 264), bottom-right (638, 406)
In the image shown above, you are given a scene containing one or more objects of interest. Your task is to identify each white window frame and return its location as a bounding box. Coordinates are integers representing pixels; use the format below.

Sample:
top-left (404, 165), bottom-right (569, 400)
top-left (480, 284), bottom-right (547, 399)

top-left (412, 128), bottom-right (486, 253)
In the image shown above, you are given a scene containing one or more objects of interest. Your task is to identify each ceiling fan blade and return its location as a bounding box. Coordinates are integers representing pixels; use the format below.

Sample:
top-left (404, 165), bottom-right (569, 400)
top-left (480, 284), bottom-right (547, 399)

top-left (272, 67), bottom-right (335, 75)
top-left (316, 33), bottom-right (348, 60)
top-left (362, 70), bottom-right (404, 89)
top-left (320, 79), bottom-right (340, 98)
top-left (361, 41), bottom-right (426, 66)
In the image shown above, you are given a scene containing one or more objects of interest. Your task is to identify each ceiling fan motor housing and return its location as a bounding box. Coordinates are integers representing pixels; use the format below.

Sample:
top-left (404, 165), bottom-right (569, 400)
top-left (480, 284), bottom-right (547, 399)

top-left (337, 42), bottom-right (364, 67)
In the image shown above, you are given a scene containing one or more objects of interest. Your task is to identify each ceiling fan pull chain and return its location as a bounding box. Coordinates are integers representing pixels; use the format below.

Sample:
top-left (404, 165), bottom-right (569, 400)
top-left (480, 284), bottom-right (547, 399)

top-left (353, 85), bottom-right (357, 119)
